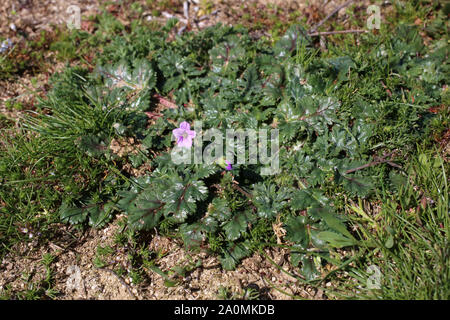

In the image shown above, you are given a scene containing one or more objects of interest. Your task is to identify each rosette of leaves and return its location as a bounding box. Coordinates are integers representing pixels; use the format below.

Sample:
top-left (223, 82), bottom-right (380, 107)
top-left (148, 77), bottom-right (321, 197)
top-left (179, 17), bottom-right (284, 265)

top-left (100, 59), bottom-right (156, 91)
top-left (180, 197), bottom-right (255, 252)
top-left (117, 167), bottom-right (210, 230)
top-left (273, 24), bottom-right (312, 58)
top-left (252, 183), bottom-right (290, 219)
top-left (157, 50), bottom-right (205, 102)
top-left (209, 34), bottom-right (247, 76)
top-left (59, 174), bottom-right (120, 228)
top-left (97, 59), bottom-right (157, 112)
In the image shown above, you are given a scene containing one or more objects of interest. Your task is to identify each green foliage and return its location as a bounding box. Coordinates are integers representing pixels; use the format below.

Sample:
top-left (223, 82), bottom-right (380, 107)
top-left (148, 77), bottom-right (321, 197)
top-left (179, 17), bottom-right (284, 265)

top-left (12, 6), bottom-right (447, 281)
top-left (337, 152), bottom-right (449, 300)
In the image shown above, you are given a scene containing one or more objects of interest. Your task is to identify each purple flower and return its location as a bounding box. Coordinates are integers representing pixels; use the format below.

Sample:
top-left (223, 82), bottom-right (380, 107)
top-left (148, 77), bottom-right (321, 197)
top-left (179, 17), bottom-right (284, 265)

top-left (216, 157), bottom-right (233, 171)
top-left (172, 121), bottom-right (196, 148)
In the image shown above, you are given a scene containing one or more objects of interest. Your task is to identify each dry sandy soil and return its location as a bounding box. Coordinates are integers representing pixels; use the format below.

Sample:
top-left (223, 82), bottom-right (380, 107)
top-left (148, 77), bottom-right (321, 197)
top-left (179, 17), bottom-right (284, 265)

top-left (0, 0), bottom-right (362, 300)
top-left (1, 215), bottom-right (331, 300)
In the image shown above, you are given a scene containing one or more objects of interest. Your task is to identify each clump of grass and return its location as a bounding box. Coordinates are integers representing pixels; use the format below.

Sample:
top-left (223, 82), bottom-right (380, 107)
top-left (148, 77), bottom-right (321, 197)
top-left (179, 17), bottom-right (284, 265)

top-left (0, 66), bottom-right (127, 259)
top-left (333, 150), bottom-right (449, 299)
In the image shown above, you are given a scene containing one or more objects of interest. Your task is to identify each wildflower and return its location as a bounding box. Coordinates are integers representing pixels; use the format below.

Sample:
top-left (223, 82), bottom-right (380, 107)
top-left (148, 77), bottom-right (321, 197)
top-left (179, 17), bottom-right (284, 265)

top-left (0, 38), bottom-right (13, 54)
top-left (173, 121), bottom-right (196, 148)
top-left (225, 160), bottom-right (233, 171)
top-left (216, 157), bottom-right (233, 171)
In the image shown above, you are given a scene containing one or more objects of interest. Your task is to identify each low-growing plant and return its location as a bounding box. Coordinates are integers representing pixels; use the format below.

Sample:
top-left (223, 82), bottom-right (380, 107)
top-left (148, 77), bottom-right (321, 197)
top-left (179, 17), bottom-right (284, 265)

top-left (15, 8), bottom-right (447, 284)
top-left (328, 151), bottom-right (449, 299)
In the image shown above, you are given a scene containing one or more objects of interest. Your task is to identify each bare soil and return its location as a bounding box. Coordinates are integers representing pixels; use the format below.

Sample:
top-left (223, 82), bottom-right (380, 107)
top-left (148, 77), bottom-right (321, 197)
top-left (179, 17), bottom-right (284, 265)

top-left (1, 216), bottom-right (328, 300)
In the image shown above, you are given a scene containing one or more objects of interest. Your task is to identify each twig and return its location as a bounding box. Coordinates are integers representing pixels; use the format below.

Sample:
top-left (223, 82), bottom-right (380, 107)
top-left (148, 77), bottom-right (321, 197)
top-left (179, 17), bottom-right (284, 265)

top-left (309, 30), bottom-right (367, 36)
top-left (178, 25), bottom-right (188, 35)
top-left (310, 0), bottom-right (354, 33)
top-left (48, 239), bottom-right (80, 257)
top-left (232, 183), bottom-right (253, 199)
top-left (183, 1), bottom-right (189, 21)
top-left (196, 9), bottom-right (220, 22)
top-left (298, 103), bottom-right (333, 121)
top-left (231, 181), bottom-right (257, 212)
top-left (98, 267), bottom-right (138, 300)
top-left (345, 152), bottom-right (401, 174)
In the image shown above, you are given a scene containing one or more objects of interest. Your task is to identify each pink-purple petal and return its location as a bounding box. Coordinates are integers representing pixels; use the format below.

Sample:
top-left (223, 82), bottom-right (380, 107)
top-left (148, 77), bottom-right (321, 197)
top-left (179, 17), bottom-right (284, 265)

top-left (178, 137), bottom-right (193, 148)
top-left (173, 121), bottom-right (196, 148)
top-left (173, 128), bottom-right (185, 138)
top-left (179, 121), bottom-right (190, 130)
